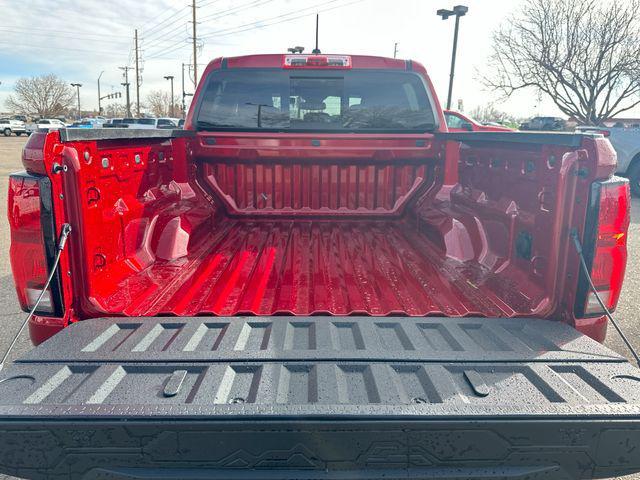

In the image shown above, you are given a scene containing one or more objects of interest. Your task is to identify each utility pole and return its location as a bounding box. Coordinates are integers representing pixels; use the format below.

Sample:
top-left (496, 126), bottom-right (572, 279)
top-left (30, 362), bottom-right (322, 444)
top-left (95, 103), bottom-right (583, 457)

top-left (182, 63), bottom-right (194, 118)
top-left (182, 63), bottom-right (186, 117)
top-left (70, 83), bottom-right (82, 119)
top-left (119, 66), bottom-right (133, 117)
top-left (135, 29), bottom-right (141, 117)
top-left (97, 71), bottom-right (104, 115)
top-left (192, 0), bottom-right (198, 88)
top-left (393, 42), bottom-right (398, 58)
top-left (164, 75), bottom-right (175, 117)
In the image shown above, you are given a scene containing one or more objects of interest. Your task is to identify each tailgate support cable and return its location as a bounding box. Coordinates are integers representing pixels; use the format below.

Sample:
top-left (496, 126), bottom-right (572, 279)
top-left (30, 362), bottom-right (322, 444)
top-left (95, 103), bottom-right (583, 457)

top-left (0, 223), bottom-right (72, 373)
top-left (571, 229), bottom-right (640, 367)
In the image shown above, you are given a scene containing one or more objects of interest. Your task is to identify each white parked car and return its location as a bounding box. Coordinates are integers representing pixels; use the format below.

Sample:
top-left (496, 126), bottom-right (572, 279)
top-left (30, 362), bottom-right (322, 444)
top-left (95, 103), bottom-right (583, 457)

top-left (0, 118), bottom-right (26, 136)
top-left (26, 118), bottom-right (67, 134)
top-left (576, 125), bottom-right (640, 196)
top-left (121, 118), bottom-right (180, 129)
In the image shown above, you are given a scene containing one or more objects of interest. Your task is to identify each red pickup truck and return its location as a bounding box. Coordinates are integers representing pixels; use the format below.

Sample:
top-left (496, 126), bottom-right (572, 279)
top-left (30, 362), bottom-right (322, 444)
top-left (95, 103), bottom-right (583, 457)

top-left (444, 109), bottom-right (514, 132)
top-left (1, 53), bottom-right (639, 480)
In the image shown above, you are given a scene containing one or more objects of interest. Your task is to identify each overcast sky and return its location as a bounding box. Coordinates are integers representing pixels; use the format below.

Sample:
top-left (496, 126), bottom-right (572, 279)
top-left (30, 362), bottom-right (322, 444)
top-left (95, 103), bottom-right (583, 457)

top-left (0, 0), bottom-right (574, 117)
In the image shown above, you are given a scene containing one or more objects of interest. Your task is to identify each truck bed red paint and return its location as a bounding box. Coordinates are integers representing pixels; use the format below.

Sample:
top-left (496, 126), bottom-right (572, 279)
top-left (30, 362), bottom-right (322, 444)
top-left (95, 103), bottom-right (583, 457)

top-left (97, 219), bottom-right (534, 318)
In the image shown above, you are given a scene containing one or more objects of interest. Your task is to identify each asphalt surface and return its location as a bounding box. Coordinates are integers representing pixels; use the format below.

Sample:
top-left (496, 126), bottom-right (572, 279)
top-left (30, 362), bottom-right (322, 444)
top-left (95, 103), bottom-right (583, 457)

top-left (0, 135), bottom-right (639, 479)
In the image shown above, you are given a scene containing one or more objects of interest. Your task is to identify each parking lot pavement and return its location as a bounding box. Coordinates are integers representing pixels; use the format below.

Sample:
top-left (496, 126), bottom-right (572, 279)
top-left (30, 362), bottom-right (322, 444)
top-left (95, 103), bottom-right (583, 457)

top-left (0, 135), bottom-right (639, 479)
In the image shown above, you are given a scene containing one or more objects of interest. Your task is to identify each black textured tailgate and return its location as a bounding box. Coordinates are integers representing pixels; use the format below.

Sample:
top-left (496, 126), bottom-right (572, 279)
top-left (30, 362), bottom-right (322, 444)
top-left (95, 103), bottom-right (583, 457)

top-left (1, 316), bottom-right (640, 480)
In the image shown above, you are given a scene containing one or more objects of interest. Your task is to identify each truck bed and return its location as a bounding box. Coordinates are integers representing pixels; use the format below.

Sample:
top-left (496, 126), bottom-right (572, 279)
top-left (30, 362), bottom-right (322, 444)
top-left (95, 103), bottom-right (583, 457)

top-left (52, 130), bottom-right (611, 326)
top-left (103, 219), bottom-right (533, 318)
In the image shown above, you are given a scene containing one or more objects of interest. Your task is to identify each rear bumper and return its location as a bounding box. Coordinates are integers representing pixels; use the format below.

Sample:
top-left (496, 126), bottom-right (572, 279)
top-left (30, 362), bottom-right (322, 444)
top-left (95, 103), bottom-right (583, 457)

top-left (1, 418), bottom-right (640, 480)
top-left (574, 315), bottom-right (608, 343)
top-left (28, 314), bottom-right (65, 345)
top-left (2, 316), bottom-right (640, 480)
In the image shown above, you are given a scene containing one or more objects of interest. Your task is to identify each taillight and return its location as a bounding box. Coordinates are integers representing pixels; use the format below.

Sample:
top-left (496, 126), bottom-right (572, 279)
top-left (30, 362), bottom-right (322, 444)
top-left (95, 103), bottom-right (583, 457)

top-left (576, 177), bottom-right (630, 316)
top-left (8, 172), bottom-right (61, 315)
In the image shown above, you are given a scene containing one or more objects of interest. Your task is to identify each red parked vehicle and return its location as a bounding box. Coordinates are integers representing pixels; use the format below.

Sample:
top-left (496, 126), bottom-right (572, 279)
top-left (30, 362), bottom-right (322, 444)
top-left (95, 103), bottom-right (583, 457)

top-left (1, 53), bottom-right (639, 480)
top-left (444, 109), bottom-right (514, 132)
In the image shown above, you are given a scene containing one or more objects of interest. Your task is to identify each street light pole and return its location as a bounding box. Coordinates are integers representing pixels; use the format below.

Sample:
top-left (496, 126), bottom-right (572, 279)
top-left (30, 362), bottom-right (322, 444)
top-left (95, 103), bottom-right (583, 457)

top-left (164, 75), bottom-right (175, 117)
top-left (97, 71), bottom-right (104, 115)
top-left (70, 83), bottom-right (82, 119)
top-left (437, 5), bottom-right (468, 110)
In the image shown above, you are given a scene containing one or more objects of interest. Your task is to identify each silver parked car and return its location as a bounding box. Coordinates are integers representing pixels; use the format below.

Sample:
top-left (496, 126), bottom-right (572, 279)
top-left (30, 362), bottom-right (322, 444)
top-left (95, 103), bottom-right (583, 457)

top-left (0, 118), bottom-right (26, 136)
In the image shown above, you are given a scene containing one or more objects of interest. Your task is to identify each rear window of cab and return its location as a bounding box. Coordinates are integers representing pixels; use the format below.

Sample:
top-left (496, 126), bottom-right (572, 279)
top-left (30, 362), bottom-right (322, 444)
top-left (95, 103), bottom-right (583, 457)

top-left (195, 69), bottom-right (437, 133)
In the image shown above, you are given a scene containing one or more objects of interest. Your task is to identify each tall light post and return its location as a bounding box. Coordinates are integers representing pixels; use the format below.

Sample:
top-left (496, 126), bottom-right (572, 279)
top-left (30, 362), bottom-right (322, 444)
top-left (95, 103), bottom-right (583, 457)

top-left (70, 83), bottom-right (82, 119)
top-left (164, 75), bottom-right (175, 117)
top-left (437, 5), bottom-right (468, 110)
top-left (97, 71), bottom-right (104, 115)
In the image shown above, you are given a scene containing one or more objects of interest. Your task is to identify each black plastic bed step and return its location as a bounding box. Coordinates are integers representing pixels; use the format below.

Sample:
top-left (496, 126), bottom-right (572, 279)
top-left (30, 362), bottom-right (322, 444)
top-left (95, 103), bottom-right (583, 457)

top-left (0, 316), bottom-right (639, 480)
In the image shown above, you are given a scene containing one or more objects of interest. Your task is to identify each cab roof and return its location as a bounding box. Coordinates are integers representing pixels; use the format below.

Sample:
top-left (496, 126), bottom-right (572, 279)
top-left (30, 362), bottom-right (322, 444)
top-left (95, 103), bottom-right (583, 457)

top-left (205, 53), bottom-right (422, 71)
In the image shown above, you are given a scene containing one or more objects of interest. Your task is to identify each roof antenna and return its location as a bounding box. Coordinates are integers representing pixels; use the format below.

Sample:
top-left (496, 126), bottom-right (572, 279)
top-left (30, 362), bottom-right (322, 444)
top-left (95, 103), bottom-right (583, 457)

top-left (312, 14), bottom-right (321, 54)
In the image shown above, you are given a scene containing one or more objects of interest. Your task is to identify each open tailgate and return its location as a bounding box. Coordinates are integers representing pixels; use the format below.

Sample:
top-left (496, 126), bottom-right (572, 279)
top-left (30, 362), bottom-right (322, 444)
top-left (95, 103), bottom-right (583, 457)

top-left (1, 317), bottom-right (640, 480)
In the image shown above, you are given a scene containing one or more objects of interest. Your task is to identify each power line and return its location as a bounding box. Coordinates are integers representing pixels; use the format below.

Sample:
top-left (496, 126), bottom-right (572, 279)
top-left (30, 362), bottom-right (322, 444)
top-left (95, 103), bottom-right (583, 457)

top-left (0, 25), bottom-right (132, 39)
top-left (145, 0), bottom-right (273, 50)
top-left (144, 0), bottom-right (366, 63)
top-left (145, 0), bottom-right (365, 61)
top-left (139, 35), bottom-right (191, 57)
top-left (8, 3), bottom-right (150, 23)
top-left (142, 15), bottom-right (193, 47)
top-left (143, 7), bottom-right (191, 39)
top-left (198, 0), bottom-right (342, 38)
top-left (138, 35), bottom-right (189, 47)
top-left (198, 0), bottom-right (274, 23)
top-left (198, 0), bottom-right (224, 9)
top-left (140, 4), bottom-right (187, 29)
top-left (144, 32), bottom-right (192, 59)
top-left (145, 21), bottom-right (189, 47)
top-left (0, 41), bottom-right (124, 57)
top-left (145, 39), bottom-right (191, 60)
top-left (143, 0), bottom-right (278, 55)
top-left (199, 0), bottom-right (354, 39)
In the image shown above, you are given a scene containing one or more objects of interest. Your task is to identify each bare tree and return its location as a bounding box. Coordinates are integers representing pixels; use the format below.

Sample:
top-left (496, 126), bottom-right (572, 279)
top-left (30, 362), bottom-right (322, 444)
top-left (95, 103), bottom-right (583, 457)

top-left (484, 0), bottom-right (640, 125)
top-left (4, 74), bottom-right (75, 117)
top-left (468, 104), bottom-right (510, 124)
top-left (103, 103), bottom-right (127, 118)
top-left (145, 90), bottom-right (180, 117)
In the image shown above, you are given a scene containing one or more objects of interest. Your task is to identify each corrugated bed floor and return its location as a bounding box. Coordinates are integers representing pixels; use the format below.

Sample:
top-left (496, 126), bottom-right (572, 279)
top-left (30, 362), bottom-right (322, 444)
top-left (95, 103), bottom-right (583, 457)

top-left (111, 220), bottom-right (537, 318)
